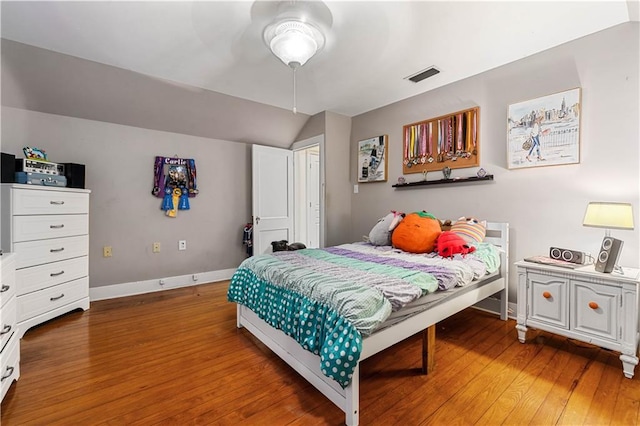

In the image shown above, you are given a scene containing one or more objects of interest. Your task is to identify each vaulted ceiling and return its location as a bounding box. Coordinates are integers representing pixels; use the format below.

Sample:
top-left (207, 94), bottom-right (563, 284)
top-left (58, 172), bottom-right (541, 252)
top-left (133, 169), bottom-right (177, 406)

top-left (2, 1), bottom-right (635, 118)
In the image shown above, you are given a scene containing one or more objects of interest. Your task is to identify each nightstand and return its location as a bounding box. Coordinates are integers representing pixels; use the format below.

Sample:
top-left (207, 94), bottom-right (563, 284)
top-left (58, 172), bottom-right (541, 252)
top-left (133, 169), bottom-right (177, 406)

top-left (515, 260), bottom-right (640, 378)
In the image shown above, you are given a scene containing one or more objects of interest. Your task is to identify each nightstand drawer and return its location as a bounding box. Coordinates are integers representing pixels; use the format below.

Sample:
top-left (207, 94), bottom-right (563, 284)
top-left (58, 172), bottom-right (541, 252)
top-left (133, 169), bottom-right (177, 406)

top-left (13, 214), bottom-right (88, 242)
top-left (13, 235), bottom-right (89, 269)
top-left (12, 188), bottom-right (89, 215)
top-left (17, 277), bottom-right (89, 322)
top-left (572, 280), bottom-right (620, 341)
top-left (528, 272), bottom-right (569, 329)
top-left (16, 256), bottom-right (88, 296)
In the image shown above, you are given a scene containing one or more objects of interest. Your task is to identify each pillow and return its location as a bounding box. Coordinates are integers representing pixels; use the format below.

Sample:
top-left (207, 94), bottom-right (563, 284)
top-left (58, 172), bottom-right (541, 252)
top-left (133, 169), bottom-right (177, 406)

top-left (391, 211), bottom-right (441, 253)
top-left (368, 211), bottom-right (404, 246)
top-left (451, 216), bottom-right (487, 244)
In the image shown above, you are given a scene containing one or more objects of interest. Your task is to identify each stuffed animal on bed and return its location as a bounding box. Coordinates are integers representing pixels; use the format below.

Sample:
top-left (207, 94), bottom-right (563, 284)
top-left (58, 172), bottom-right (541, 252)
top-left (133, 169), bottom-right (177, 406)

top-left (367, 210), bottom-right (405, 246)
top-left (451, 216), bottom-right (487, 244)
top-left (434, 231), bottom-right (477, 258)
top-left (391, 211), bottom-right (441, 253)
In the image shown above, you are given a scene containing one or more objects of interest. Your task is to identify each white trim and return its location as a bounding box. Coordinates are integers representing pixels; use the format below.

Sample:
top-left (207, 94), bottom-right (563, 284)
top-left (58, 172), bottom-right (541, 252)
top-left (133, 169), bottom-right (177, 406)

top-left (89, 268), bottom-right (236, 301)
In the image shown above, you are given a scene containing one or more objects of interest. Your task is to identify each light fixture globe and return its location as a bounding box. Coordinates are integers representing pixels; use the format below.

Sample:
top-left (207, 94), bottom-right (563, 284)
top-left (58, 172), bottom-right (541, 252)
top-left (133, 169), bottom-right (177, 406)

top-left (264, 19), bottom-right (325, 68)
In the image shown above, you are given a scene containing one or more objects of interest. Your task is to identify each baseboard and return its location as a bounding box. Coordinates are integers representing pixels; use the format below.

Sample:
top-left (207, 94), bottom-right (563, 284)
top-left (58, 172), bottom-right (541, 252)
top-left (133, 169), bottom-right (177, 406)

top-left (89, 268), bottom-right (237, 301)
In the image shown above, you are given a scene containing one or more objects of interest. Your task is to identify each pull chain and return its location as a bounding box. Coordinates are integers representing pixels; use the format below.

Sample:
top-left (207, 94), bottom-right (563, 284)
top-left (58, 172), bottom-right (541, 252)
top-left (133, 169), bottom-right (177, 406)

top-left (292, 66), bottom-right (297, 114)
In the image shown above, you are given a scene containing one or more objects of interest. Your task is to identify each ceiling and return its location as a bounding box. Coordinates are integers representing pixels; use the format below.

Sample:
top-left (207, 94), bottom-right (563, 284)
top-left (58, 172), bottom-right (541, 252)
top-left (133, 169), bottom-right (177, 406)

top-left (0, 1), bottom-right (636, 117)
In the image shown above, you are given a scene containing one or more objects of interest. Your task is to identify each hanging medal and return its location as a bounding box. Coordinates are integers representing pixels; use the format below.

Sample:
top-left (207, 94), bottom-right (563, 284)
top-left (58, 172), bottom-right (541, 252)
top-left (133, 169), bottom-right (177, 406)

top-left (427, 122), bottom-right (434, 163)
top-left (420, 123), bottom-right (427, 164)
top-left (403, 126), bottom-right (410, 165)
top-left (472, 109), bottom-right (478, 155)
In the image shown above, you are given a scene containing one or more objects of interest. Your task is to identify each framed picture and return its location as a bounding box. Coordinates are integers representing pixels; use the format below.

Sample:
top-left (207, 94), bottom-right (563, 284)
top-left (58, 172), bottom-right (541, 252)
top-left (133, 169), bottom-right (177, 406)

top-left (358, 135), bottom-right (388, 182)
top-left (507, 87), bottom-right (581, 169)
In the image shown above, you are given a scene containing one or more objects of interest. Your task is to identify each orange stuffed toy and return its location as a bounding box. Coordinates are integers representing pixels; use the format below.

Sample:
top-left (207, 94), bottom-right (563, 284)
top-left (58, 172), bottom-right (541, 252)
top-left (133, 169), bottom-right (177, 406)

top-left (391, 211), bottom-right (442, 253)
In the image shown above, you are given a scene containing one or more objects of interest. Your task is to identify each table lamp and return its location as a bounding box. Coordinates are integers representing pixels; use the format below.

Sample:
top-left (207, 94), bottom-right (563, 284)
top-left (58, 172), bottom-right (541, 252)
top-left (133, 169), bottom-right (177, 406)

top-left (583, 202), bottom-right (634, 273)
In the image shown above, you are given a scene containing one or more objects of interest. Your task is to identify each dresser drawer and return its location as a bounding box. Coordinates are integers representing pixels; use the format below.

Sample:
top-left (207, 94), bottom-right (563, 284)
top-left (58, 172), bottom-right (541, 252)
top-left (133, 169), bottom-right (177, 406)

top-left (17, 277), bottom-right (89, 322)
top-left (572, 280), bottom-right (620, 342)
top-left (13, 214), bottom-right (88, 242)
top-left (12, 188), bottom-right (89, 215)
top-left (13, 235), bottom-right (89, 269)
top-left (0, 334), bottom-right (19, 401)
top-left (16, 256), bottom-right (88, 296)
top-left (0, 254), bottom-right (16, 309)
top-left (0, 296), bottom-right (17, 353)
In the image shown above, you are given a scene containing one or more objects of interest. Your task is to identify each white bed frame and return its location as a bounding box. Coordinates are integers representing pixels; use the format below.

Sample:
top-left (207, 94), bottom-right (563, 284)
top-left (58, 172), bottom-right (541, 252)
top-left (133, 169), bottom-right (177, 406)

top-left (235, 222), bottom-right (509, 425)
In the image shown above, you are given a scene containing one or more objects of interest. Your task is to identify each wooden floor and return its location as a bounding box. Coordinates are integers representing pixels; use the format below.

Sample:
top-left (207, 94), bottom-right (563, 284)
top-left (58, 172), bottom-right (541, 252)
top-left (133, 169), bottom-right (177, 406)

top-left (2, 281), bottom-right (639, 425)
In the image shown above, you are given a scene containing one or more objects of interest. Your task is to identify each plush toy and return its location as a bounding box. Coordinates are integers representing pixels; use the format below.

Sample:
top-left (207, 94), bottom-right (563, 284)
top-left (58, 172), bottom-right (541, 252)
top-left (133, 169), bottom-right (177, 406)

top-left (391, 211), bottom-right (441, 253)
top-left (435, 231), bottom-right (477, 258)
top-left (451, 216), bottom-right (487, 244)
top-left (439, 219), bottom-right (453, 231)
top-left (367, 211), bottom-right (405, 246)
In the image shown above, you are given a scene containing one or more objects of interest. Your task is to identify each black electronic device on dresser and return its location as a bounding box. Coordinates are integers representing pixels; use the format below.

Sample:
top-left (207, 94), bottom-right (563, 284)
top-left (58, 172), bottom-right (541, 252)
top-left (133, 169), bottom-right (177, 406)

top-left (1, 152), bottom-right (16, 182)
top-left (63, 163), bottom-right (86, 189)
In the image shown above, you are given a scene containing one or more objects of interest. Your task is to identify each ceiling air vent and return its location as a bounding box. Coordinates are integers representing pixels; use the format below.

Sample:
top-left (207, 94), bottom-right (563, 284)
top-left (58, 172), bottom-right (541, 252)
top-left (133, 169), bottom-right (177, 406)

top-left (405, 66), bottom-right (440, 83)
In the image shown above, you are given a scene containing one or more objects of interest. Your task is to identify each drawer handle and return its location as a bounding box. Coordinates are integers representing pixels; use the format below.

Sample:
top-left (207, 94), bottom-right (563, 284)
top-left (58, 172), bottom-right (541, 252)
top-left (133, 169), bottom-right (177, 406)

top-left (50, 224), bottom-right (65, 229)
top-left (542, 291), bottom-right (552, 299)
top-left (50, 293), bottom-right (65, 301)
top-left (0, 284), bottom-right (9, 293)
top-left (1, 366), bottom-right (14, 382)
top-left (589, 301), bottom-right (599, 310)
top-left (50, 270), bottom-right (65, 277)
top-left (50, 247), bottom-right (65, 253)
top-left (0, 324), bottom-right (11, 335)
top-left (50, 200), bottom-right (65, 205)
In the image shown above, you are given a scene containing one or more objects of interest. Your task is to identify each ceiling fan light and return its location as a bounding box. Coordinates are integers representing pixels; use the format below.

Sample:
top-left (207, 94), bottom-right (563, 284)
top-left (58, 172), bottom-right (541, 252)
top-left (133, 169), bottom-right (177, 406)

top-left (266, 20), bottom-right (324, 67)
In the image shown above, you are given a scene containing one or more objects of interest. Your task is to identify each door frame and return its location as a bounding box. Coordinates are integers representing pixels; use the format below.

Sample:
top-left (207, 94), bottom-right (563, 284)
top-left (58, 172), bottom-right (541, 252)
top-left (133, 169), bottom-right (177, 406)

top-left (291, 135), bottom-right (326, 248)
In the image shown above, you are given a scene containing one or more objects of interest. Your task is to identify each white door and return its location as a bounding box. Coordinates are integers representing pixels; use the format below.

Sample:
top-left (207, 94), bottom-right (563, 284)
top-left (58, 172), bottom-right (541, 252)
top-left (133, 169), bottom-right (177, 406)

top-left (252, 144), bottom-right (293, 255)
top-left (306, 150), bottom-right (320, 248)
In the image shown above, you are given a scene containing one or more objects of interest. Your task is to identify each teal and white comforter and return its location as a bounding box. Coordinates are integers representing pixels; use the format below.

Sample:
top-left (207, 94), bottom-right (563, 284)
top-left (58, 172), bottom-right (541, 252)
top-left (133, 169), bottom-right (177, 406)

top-left (227, 242), bottom-right (500, 387)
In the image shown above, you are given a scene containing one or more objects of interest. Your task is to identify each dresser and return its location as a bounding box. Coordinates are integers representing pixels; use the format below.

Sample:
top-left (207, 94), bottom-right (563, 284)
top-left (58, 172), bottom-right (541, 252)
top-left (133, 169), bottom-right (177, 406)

top-left (1, 184), bottom-right (91, 338)
top-left (515, 260), bottom-right (640, 378)
top-left (1, 252), bottom-right (19, 401)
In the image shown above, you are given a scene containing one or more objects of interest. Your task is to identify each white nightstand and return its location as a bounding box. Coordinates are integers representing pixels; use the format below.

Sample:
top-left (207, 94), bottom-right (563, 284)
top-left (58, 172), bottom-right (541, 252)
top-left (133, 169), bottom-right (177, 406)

top-left (515, 260), bottom-right (640, 378)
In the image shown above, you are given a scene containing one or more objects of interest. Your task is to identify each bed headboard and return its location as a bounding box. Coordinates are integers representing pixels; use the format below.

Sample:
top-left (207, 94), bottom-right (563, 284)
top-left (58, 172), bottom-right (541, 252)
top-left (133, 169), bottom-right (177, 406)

top-left (480, 222), bottom-right (510, 318)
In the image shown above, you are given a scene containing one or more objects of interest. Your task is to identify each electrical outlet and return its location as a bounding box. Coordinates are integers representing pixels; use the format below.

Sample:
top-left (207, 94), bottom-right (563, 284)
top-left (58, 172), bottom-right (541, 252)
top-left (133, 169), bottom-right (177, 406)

top-left (178, 240), bottom-right (187, 251)
top-left (152, 242), bottom-right (161, 253)
top-left (103, 246), bottom-right (112, 257)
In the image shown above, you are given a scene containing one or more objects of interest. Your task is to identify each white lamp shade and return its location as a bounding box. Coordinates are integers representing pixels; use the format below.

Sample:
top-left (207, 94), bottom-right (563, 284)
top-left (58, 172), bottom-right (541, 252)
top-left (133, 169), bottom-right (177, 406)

top-left (265, 20), bottom-right (324, 67)
top-left (583, 202), bottom-right (634, 230)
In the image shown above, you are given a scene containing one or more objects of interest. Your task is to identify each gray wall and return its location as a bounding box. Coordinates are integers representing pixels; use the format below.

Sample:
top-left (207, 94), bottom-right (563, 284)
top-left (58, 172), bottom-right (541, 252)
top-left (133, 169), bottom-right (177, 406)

top-left (350, 22), bottom-right (640, 300)
top-left (1, 107), bottom-right (251, 287)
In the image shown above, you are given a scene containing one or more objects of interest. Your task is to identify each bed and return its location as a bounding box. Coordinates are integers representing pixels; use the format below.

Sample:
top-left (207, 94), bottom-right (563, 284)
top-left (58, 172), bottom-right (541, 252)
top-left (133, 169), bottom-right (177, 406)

top-left (228, 222), bottom-right (509, 425)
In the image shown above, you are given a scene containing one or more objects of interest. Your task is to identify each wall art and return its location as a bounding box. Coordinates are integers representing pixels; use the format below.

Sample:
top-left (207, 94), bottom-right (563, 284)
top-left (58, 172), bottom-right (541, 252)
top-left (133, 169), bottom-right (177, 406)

top-left (507, 87), bottom-right (581, 169)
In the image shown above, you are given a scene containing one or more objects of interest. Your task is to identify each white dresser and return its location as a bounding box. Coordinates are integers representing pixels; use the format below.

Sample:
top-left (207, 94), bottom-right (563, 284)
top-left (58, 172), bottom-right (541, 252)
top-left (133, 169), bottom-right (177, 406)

top-left (1, 184), bottom-right (91, 338)
top-left (1, 252), bottom-right (19, 401)
top-left (516, 260), bottom-right (640, 378)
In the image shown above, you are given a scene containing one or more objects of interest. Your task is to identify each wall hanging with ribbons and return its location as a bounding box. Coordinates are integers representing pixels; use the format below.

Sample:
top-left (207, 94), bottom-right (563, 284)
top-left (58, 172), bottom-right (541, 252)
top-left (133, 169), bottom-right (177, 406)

top-left (151, 156), bottom-right (198, 217)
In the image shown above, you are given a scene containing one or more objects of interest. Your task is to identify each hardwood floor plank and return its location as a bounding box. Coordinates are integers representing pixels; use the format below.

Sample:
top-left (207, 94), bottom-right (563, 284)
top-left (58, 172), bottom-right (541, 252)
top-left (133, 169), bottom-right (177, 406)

top-left (2, 281), bottom-right (638, 426)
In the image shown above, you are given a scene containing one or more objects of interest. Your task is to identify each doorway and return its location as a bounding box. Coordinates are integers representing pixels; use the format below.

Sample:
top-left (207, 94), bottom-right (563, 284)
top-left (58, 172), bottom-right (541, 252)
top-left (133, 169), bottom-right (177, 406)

top-left (292, 135), bottom-right (325, 248)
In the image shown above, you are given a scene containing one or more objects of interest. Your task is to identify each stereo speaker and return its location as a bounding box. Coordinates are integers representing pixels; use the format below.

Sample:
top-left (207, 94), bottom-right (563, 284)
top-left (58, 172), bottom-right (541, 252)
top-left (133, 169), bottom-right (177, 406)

top-left (549, 246), bottom-right (585, 264)
top-left (1, 152), bottom-right (16, 183)
top-left (595, 237), bottom-right (623, 273)
top-left (63, 163), bottom-right (85, 189)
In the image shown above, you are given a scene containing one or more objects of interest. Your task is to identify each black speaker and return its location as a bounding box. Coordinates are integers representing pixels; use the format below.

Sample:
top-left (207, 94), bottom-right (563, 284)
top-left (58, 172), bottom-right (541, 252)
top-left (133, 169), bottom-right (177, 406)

top-left (1, 152), bottom-right (16, 183)
top-left (63, 163), bottom-right (85, 189)
top-left (595, 237), bottom-right (623, 273)
top-left (549, 246), bottom-right (585, 264)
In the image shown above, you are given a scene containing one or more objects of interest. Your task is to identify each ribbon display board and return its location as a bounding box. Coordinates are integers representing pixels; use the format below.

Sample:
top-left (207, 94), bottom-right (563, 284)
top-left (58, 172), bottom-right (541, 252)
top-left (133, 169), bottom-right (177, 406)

top-left (152, 156), bottom-right (198, 218)
top-left (402, 107), bottom-right (480, 174)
